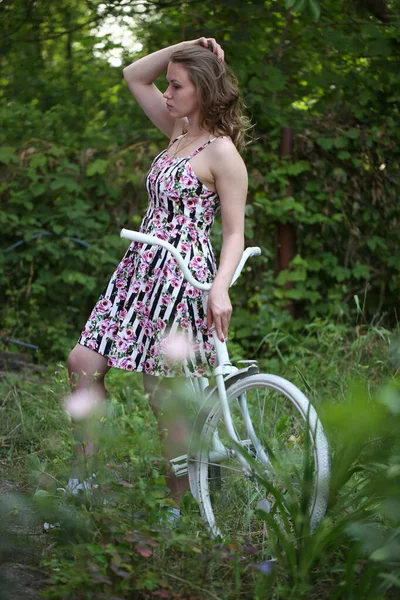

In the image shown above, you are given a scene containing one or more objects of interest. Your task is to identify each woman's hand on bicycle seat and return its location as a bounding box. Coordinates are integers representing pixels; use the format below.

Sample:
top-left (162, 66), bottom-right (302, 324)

top-left (207, 283), bottom-right (232, 342)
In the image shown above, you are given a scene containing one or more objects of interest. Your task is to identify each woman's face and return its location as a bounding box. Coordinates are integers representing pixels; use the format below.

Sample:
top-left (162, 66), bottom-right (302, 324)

top-left (164, 62), bottom-right (199, 120)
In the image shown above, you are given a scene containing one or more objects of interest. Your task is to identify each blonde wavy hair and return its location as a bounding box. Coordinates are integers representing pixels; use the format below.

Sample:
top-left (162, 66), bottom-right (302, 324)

top-left (169, 45), bottom-right (251, 152)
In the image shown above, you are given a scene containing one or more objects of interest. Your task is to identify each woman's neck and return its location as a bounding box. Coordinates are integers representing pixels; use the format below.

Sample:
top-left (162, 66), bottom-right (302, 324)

top-left (184, 116), bottom-right (212, 139)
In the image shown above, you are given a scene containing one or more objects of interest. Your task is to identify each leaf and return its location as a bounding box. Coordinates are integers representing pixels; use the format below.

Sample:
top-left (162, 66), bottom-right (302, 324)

top-left (152, 590), bottom-right (170, 598)
top-left (316, 138), bottom-right (333, 150)
top-left (264, 67), bottom-right (287, 92)
top-left (293, 0), bottom-right (307, 12)
top-left (352, 264), bottom-right (370, 280)
top-left (87, 159), bottom-right (108, 176)
top-left (135, 541), bottom-right (153, 558)
top-left (33, 489), bottom-right (50, 500)
top-left (0, 146), bottom-right (17, 164)
top-left (286, 160), bottom-right (311, 175)
top-left (308, 0), bottom-right (320, 21)
top-left (285, 0), bottom-right (296, 8)
top-left (334, 136), bottom-right (348, 148)
top-left (110, 564), bottom-right (131, 579)
top-left (117, 479), bottom-right (134, 488)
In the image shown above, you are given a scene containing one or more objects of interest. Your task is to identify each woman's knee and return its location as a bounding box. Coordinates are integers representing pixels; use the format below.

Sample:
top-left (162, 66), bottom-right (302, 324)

top-left (67, 344), bottom-right (109, 384)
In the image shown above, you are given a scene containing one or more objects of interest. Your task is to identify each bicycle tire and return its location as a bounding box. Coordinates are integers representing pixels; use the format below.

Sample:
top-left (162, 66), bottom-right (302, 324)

top-left (189, 373), bottom-right (330, 540)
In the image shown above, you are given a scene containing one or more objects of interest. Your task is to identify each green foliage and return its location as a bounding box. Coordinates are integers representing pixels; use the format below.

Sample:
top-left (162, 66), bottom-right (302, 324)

top-left (1, 0), bottom-right (400, 358)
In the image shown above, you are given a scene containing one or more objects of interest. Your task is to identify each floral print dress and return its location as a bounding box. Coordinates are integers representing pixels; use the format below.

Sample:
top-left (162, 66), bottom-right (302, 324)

top-left (78, 135), bottom-right (222, 377)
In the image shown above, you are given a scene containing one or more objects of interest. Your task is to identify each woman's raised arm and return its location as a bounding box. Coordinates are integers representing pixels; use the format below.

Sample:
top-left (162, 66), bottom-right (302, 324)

top-left (123, 38), bottom-right (223, 138)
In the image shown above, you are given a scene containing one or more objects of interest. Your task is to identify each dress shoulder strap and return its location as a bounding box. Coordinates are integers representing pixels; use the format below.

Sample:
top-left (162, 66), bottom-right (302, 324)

top-left (168, 133), bottom-right (186, 148)
top-left (188, 136), bottom-right (227, 160)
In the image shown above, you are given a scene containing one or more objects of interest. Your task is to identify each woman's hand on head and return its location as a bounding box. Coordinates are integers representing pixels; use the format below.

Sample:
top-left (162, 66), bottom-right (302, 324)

top-left (189, 37), bottom-right (224, 62)
top-left (207, 283), bottom-right (232, 342)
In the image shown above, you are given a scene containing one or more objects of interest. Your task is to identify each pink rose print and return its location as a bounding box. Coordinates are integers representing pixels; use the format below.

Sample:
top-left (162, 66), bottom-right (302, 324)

top-left (176, 214), bottom-right (188, 226)
top-left (119, 309), bottom-right (127, 320)
top-left (123, 328), bottom-right (136, 342)
top-left (190, 256), bottom-right (206, 268)
top-left (153, 208), bottom-right (163, 223)
top-left (163, 265), bottom-right (173, 278)
top-left (115, 278), bottom-right (125, 289)
top-left (149, 345), bottom-right (159, 357)
top-left (160, 294), bottom-right (171, 307)
top-left (195, 268), bottom-right (208, 282)
top-left (142, 250), bottom-right (154, 264)
top-left (97, 298), bottom-right (112, 315)
top-left (144, 358), bottom-right (155, 374)
top-left (117, 289), bottom-right (127, 301)
top-left (117, 339), bottom-right (129, 352)
top-left (138, 263), bottom-right (148, 275)
top-left (120, 357), bottom-right (135, 371)
top-left (155, 229), bottom-right (169, 241)
top-left (156, 318), bottom-right (166, 330)
top-left (181, 172), bottom-right (197, 187)
top-left (170, 277), bottom-right (181, 288)
top-left (168, 190), bottom-right (181, 203)
top-left (181, 241), bottom-right (191, 253)
top-left (143, 320), bottom-right (154, 336)
top-left (183, 197), bottom-right (199, 209)
top-left (141, 281), bottom-right (153, 293)
top-left (109, 323), bottom-right (119, 338)
top-left (203, 209), bottom-right (214, 224)
top-left (100, 319), bottom-right (111, 332)
top-left (87, 339), bottom-right (97, 350)
top-left (202, 198), bottom-right (214, 208)
top-left (203, 341), bottom-right (214, 352)
top-left (186, 286), bottom-right (199, 299)
top-left (180, 317), bottom-right (190, 329)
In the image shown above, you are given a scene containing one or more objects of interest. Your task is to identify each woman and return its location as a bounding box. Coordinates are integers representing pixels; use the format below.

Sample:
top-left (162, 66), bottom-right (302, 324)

top-left (67, 37), bottom-right (249, 503)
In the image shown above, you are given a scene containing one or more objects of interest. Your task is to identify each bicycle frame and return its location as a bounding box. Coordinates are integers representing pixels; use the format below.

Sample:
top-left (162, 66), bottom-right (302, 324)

top-left (120, 228), bottom-right (262, 476)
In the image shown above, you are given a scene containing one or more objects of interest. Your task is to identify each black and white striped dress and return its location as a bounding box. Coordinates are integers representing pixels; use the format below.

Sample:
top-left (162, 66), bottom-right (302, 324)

top-left (78, 135), bottom-right (221, 377)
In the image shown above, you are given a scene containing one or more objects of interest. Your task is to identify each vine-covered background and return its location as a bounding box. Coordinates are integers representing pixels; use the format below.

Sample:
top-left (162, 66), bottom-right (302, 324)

top-left (1, 0), bottom-right (399, 360)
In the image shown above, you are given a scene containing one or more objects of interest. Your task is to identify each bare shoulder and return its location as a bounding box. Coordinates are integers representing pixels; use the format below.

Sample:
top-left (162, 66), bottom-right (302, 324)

top-left (209, 137), bottom-right (247, 178)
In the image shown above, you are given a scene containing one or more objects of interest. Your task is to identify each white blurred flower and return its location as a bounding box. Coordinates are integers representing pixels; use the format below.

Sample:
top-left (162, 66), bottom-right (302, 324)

top-left (160, 331), bottom-right (191, 364)
top-left (63, 388), bottom-right (102, 421)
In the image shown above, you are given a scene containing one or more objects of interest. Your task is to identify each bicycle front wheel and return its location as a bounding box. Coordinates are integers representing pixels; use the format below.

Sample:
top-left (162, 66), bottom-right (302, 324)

top-left (192, 373), bottom-right (330, 541)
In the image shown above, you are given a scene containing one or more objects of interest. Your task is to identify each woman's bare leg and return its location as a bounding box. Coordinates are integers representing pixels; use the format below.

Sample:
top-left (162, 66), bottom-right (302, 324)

top-left (67, 344), bottom-right (111, 459)
top-left (143, 374), bottom-right (191, 502)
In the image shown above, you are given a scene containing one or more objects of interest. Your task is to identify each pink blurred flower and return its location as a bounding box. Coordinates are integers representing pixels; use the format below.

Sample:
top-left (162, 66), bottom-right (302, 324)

top-left (63, 389), bottom-right (103, 421)
top-left (160, 332), bottom-right (191, 364)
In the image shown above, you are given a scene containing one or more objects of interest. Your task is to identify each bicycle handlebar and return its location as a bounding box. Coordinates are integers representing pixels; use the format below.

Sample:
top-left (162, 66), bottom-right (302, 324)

top-left (120, 228), bottom-right (261, 292)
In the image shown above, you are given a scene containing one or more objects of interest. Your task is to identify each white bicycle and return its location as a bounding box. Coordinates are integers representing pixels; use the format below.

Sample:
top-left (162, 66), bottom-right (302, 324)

top-left (121, 228), bottom-right (330, 541)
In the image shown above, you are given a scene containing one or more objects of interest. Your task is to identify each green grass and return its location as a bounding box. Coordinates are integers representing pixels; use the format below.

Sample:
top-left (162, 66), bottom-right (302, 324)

top-left (0, 321), bottom-right (399, 599)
